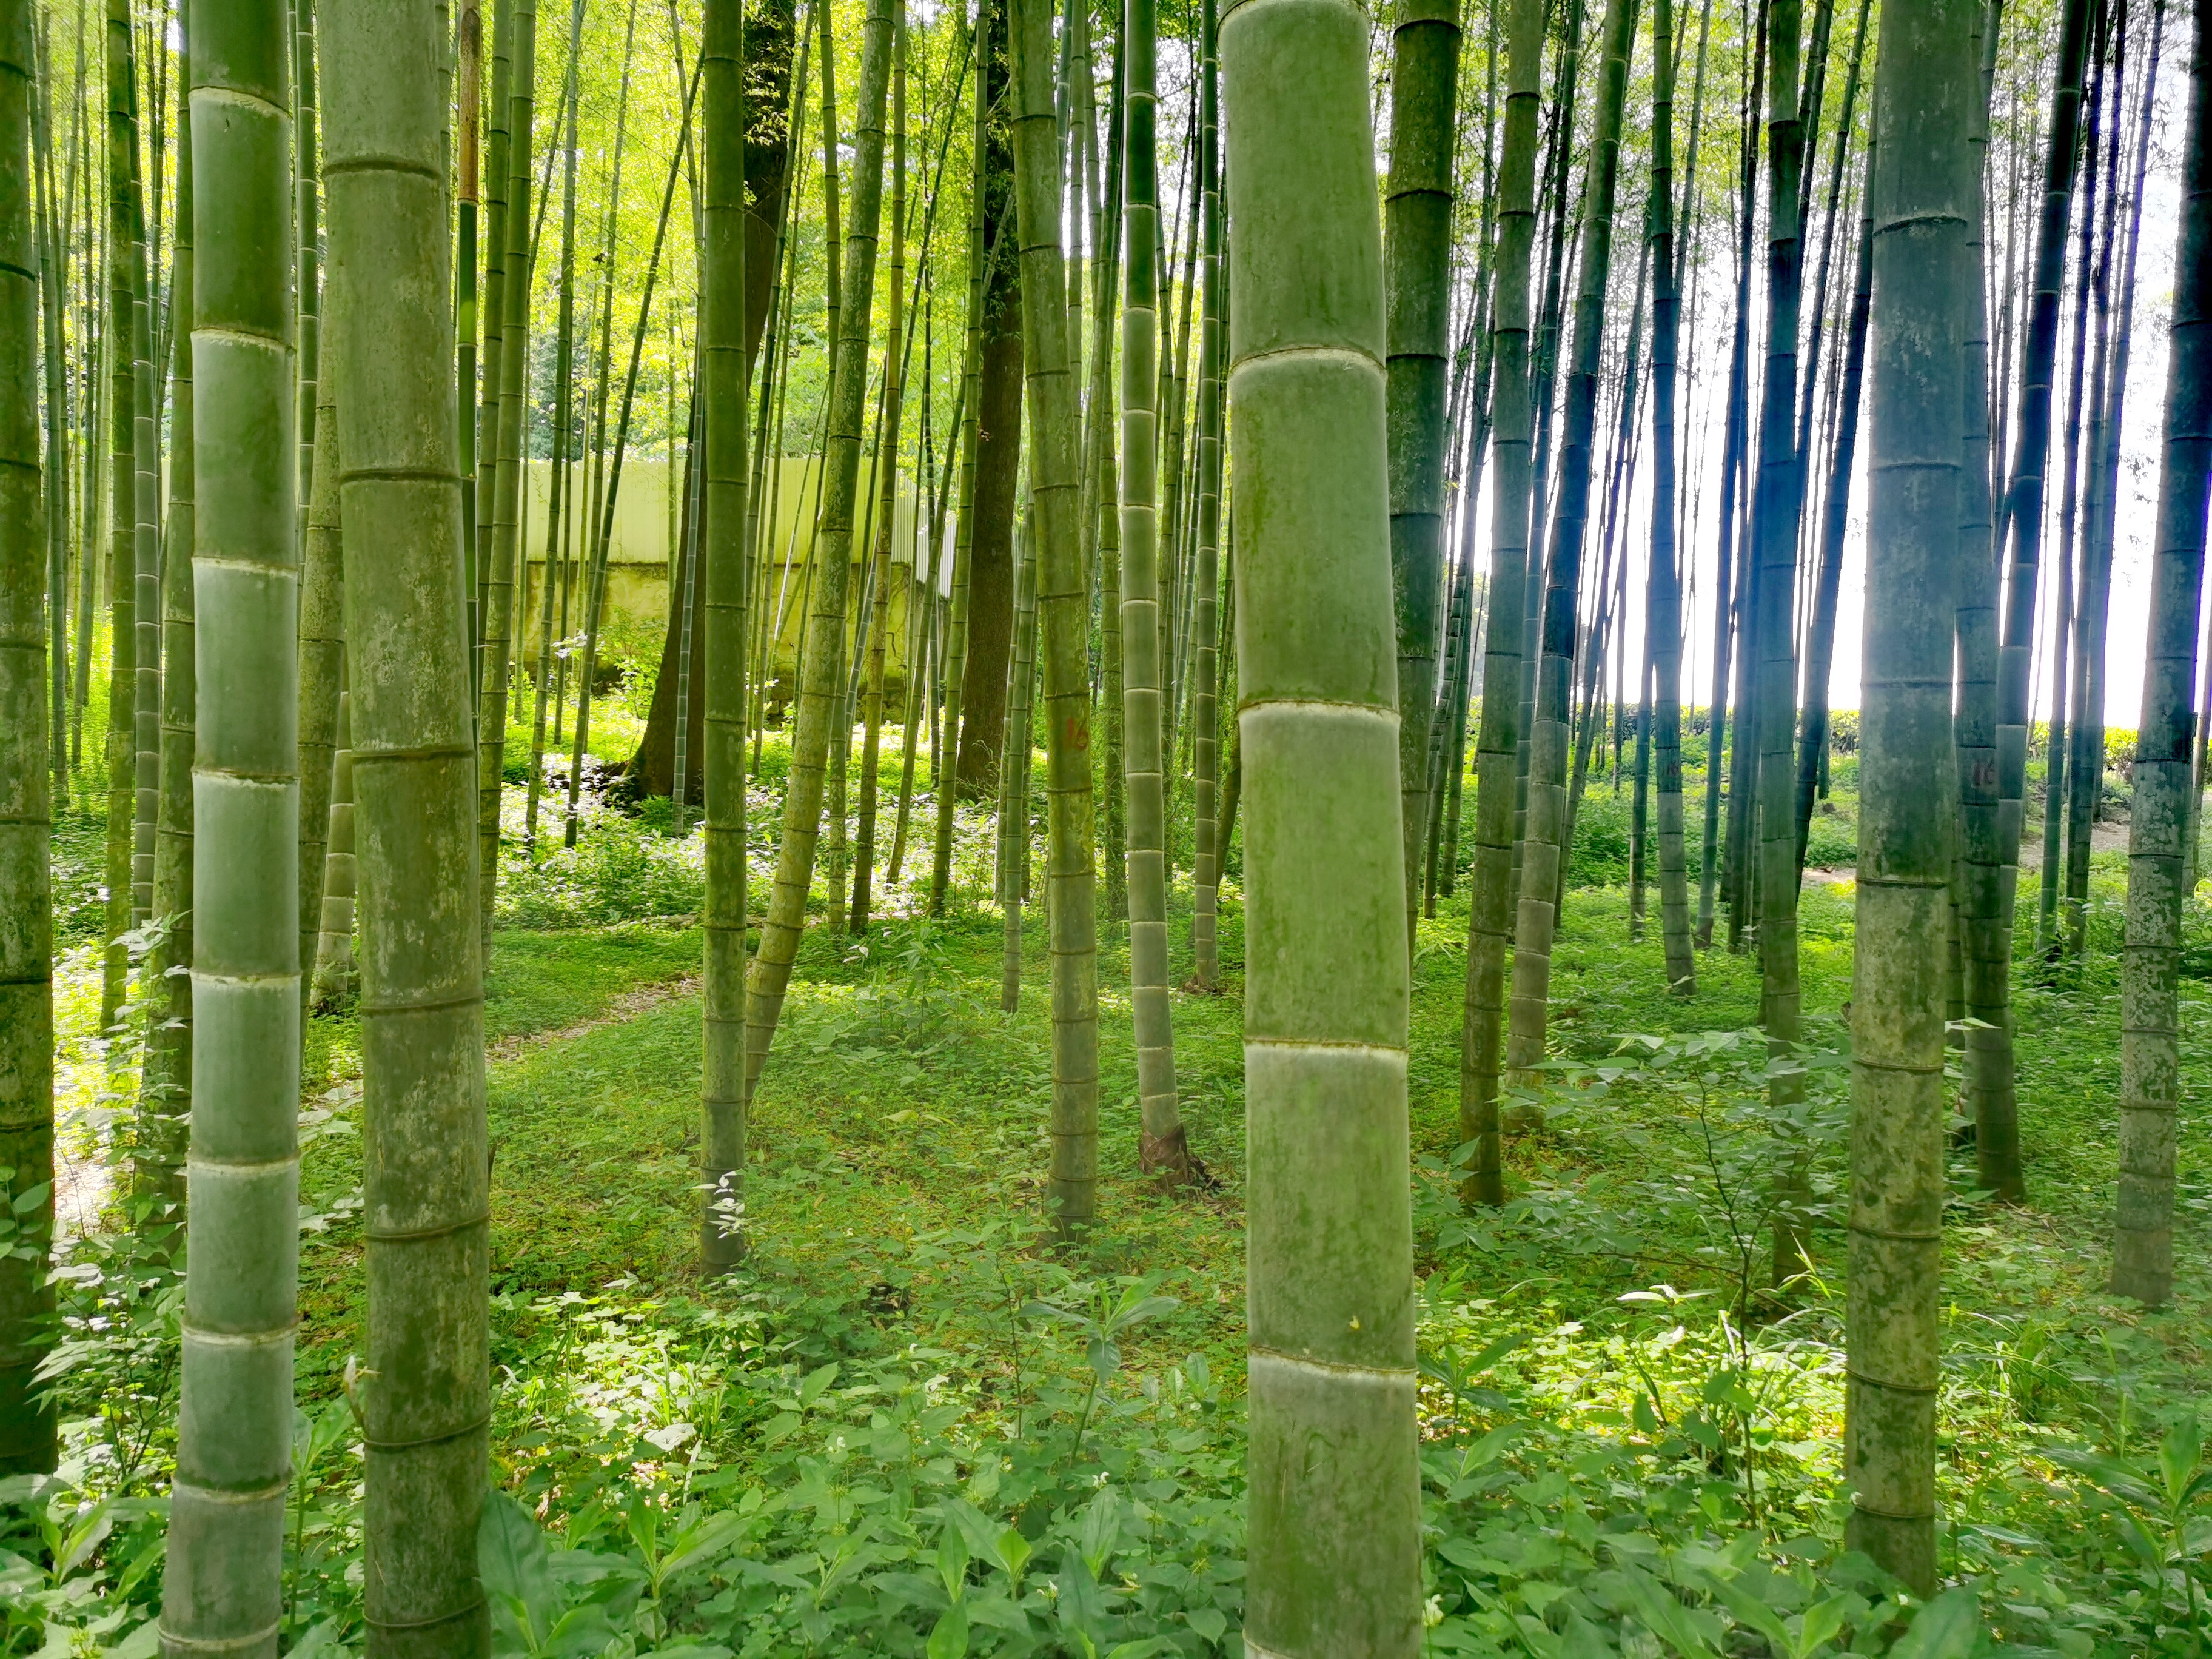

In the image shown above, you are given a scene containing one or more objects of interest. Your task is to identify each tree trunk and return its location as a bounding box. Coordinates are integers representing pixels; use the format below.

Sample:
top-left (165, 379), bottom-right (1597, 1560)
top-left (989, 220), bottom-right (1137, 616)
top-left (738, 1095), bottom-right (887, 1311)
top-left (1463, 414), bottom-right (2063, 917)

top-left (1187, 18), bottom-right (1222, 991)
top-left (525, 24), bottom-right (584, 851)
top-left (476, 0), bottom-right (537, 951)
top-left (1007, 0), bottom-right (1101, 1229)
top-left (1118, 0), bottom-right (1187, 1176)
top-left (472, 0), bottom-right (508, 665)
top-left (140, 72), bottom-right (193, 1202)
top-left (296, 381), bottom-right (343, 1035)
top-left (621, 0), bottom-right (795, 803)
top-left (1384, 0), bottom-right (1460, 954)
top-left (1753, 0), bottom-right (1809, 1275)
top-left (850, 13), bottom-right (905, 936)
top-left (1646, 0), bottom-right (1694, 992)
top-left (159, 0), bottom-right (301, 1638)
top-left (745, 0), bottom-right (898, 1088)
top-left (2064, 1), bottom-right (2127, 956)
top-left (957, 307), bottom-right (1022, 788)
top-left (128, 55), bottom-right (155, 932)
top-left (1504, 0), bottom-right (1639, 1120)
top-left (997, 520), bottom-right (1035, 1009)
top-left (1224, 0), bottom-right (1420, 1638)
top-left (928, 16), bottom-right (986, 913)
top-left (0, 0), bottom-right (55, 1476)
top-left (1996, 0), bottom-right (2098, 920)
top-left (312, 689), bottom-right (355, 1007)
top-left (1459, 0), bottom-right (1541, 1204)
top-left (325, 0), bottom-right (494, 1641)
top-left (698, 0), bottom-right (752, 1271)
top-left (96, 0), bottom-right (133, 1034)
top-left (1846, 0), bottom-right (1972, 1594)
top-left (567, 51), bottom-right (695, 847)
top-left (2111, 0), bottom-right (2208, 1309)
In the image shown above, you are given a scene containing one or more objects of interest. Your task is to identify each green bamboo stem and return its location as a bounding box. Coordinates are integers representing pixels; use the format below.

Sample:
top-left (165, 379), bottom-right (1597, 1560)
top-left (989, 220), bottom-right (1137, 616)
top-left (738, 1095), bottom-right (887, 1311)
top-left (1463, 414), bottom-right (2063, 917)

top-left (295, 0), bottom-right (318, 557)
top-left (1117, 0), bottom-right (1186, 1176)
top-left (1187, 0), bottom-right (1222, 991)
top-left (999, 519), bottom-right (1036, 1012)
top-left (1224, 0), bottom-right (1419, 1637)
top-left (32, 14), bottom-right (65, 806)
top-left (1752, 0), bottom-right (1808, 1276)
top-left (1503, 0), bottom-right (1638, 1119)
top-left (1955, 4), bottom-right (2019, 1203)
top-left (2112, 0), bottom-right (2207, 1310)
top-left (0, 0), bottom-right (55, 1475)
top-left (699, 0), bottom-right (752, 1270)
top-left (1384, 0), bottom-right (1460, 957)
top-left (561, 0), bottom-right (640, 846)
top-left (1995, 0), bottom-right (2096, 930)
top-left (456, 1), bottom-right (478, 652)
top-left (1845, 0), bottom-right (1972, 1594)
top-left (311, 687), bottom-right (355, 1007)
top-left (1087, 50), bottom-right (1126, 924)
top-left (128, 80), bottom-right (154, 931)
top-left (524, 22), bottom-right (583, 852)
top-left (851, 3), bottom-right (906, 937)
top-left (1013, 0), bottom-right (1097, 1238)
top-left (297, 380), bottom-right (343, 1028)
top-left (159, 0), bottom-right (300, 1639)
top-left (141, 64), bottom-right (193, 1204)
top-left (95, 0), bottom-right (132, 1034)
top-left (569, 49), bottom-right (694, 851)
top-left (1458, 0), bottom-right (1540, 1205)
top-left (324, 0), bottom-right (492, 1640)
top-left (1645, 0), bottom-right (1693, 993)
top-left (476, 0), bottom-right (536, 952)
top-left (745, 0), bottom-right (897, 1089)
top-left (927, 5), bottom-right (984, 917)
top-left (2063, 15), bottom-right (2127, 957)
top-left (474, 0), bottom-right (511, 660)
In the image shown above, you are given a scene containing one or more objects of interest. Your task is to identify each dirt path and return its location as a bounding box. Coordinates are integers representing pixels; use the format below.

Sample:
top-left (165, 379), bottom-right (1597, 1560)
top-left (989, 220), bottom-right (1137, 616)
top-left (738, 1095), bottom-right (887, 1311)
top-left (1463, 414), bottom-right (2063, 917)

top-left (488, 974), bottom-right (701, 1065)
top-left (1803, 815), bottom-right (2130, 888)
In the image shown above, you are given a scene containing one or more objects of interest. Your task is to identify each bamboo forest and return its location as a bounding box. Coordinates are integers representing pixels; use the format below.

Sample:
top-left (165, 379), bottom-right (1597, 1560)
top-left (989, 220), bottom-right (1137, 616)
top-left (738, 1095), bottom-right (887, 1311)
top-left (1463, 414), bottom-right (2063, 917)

top-left (6, 0), bottom-right (2212, 1645)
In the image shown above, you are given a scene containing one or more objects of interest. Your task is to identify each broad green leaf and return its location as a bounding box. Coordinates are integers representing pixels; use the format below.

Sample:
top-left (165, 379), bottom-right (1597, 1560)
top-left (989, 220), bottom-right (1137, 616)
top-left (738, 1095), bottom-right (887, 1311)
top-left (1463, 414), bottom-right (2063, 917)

top-left (2040, 1445), bottom-right (2160, 1511)
top-left (1888, 1586), bottom-right (1982, 1659)
top-left (1698, 1569), bottom-right (1789, 1652)
top-left (1794, 1595), bottom-right (1848, 1659)
top-left (1185, 1606), bottom-right (1228, 1646)
top-left (1112, 1295), bottom-right (1181, 1330)
top-left (1057, 1549), bottom-right (1108, 1634)
top-left (479, 1491), bottom-right (559, 1626)
top-left (656, 1514), bottom-right (745, 1583)
top-left (98, 1621), bottom-right (159, 1659)
top-left (542, 1601), bottom-right (617, 1659)
top-left (926, 1604), bottom-right (970, 1659)
top-left (965, 1592), bottom-right (1031, 1635)
top-left (993, 1526), bottom-right (1032, 1581)
top-left (936, 1528), bottom-right (971, 1600)
top-left (943, 1498), bottom-right (1004, 1566)
top-left (1079, 1487), bottom-right (1120, 1576)
top-left (1623, 1567), bottom-right (1721, 1657)
top-left (2160, 1419), bottom-right (2204, 1508)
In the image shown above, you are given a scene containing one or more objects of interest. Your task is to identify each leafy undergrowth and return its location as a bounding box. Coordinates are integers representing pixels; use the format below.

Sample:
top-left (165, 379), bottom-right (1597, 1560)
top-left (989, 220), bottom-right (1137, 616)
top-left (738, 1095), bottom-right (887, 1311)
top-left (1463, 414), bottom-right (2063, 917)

top-left (13, 770), bottom-right (2212, 1657)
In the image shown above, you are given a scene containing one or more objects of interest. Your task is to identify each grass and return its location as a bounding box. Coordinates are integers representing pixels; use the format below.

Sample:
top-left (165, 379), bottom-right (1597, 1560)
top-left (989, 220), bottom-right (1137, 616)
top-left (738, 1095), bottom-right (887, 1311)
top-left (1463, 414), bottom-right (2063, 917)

top-left (24, 745), bottom-right (2212, 1657)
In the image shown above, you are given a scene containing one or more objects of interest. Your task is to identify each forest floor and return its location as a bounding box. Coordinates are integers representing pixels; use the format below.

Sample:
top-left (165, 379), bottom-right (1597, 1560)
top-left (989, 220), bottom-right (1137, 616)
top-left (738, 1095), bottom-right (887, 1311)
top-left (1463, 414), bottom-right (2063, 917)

top-left (26, 736), bottom-right (2212, 1657)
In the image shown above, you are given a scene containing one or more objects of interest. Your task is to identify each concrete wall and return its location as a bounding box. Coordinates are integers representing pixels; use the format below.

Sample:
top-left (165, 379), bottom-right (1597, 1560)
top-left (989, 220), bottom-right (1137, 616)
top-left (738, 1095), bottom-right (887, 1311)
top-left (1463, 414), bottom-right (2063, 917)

top-left (515, 454), bottom-right (952, 689)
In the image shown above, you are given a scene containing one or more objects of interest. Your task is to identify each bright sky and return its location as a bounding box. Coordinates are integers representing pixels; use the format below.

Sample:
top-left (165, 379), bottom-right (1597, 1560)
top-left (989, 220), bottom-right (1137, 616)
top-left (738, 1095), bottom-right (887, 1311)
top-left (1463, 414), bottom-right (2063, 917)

top-left (1458, 56), bottom-right (2193, 733)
